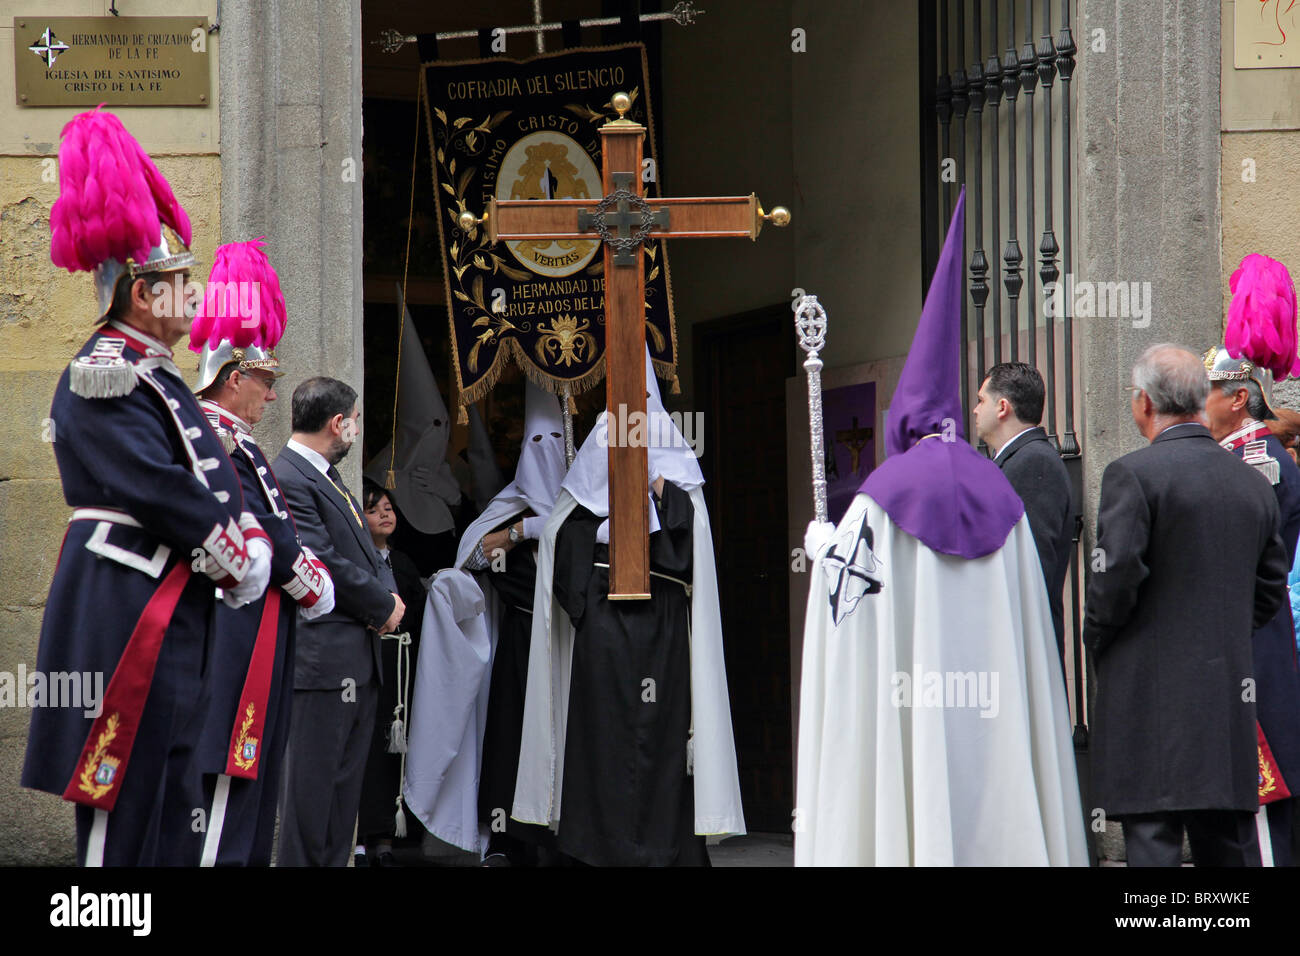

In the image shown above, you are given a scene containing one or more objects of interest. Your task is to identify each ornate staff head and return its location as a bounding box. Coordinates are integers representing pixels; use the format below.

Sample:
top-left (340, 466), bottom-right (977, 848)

top-left (794, 292), bottom-right (829, 524)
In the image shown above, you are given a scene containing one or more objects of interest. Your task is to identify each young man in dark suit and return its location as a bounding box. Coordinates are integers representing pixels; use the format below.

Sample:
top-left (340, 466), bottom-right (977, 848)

top-left (974, 362), bottom-right (1073, 664)
top-left (274, 377), bottom-right (405, 866)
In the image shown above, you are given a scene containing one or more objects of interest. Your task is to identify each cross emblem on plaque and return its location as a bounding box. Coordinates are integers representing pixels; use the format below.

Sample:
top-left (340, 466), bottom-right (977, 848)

top-left (29, 28), bottom-right (70, 68)
top-left (461, 92), bottom-right (789, 598)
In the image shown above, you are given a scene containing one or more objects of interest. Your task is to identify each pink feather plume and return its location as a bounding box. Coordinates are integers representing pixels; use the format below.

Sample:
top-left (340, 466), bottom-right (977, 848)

top-left (190, 239), bottom-right (288, 353)
top-left (48, 106), bottom-right (191, 272)
top-left (1225, 253), bottom-right (1300, 381)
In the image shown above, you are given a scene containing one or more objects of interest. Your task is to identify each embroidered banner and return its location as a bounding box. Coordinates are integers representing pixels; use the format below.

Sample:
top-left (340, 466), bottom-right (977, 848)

top-left (421, 43), bottom-right (676, 418)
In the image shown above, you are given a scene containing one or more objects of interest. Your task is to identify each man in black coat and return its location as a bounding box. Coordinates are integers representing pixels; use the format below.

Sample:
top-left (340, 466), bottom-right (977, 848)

top-left (274, 377), bottom-right (405, 866)
top-left (1085, 344), bottom-right (1289, 867)
top-left (974, 362), bottom-right (1073, 664)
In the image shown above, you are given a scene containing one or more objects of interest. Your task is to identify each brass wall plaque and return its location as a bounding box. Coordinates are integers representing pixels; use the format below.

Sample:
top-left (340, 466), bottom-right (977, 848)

top-left (14, 16), bottom-right (211, 107)
top-left (1234, 0), bottom-right (1300, 69)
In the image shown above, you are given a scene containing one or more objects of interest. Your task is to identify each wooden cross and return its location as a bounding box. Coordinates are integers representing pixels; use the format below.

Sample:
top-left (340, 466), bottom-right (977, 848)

top-left (460, 92), bottom-right (789, 599)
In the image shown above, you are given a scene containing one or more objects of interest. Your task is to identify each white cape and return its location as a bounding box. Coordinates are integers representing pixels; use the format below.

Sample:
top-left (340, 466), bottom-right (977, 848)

top-left (795, 493), bottom-right (1088, 866)
top-left (455, 495), bottom-right (530, 571)
top-left (415, 382), bottom-right (564, 856)
top-left (512, 487), bottom-right (746, 839)
top-left (402, 568), bottom-right (494, 853)
top-left (403, 495), bottom-right (528, 856)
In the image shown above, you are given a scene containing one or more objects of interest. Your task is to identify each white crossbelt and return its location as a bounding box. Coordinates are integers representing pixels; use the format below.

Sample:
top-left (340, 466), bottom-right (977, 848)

top-left (84, 808), bottom-right (109, 867)
top-left (1257, 805), bottom-right (1275, 867)
top-left (200, 774), bottom-right (232, 867)
top-left (69, 507), bottom-right (142, 526)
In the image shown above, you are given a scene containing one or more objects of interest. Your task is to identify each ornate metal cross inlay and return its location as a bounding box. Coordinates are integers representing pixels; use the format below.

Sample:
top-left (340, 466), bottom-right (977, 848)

top-left (577, 173), bottom-right (671, 266)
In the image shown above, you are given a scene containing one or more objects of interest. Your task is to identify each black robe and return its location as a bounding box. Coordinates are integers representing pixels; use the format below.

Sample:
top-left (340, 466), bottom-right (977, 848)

top-left (389, 502), bottom-right (461, 579)
top-left (358, 546), bottom-right (426, 839)
top-left (551, 480), bottom-right (708, 867)
top-left (476, 524), bottom-right (540, 837)
top-left (466, 513), bottom-right (563, 864)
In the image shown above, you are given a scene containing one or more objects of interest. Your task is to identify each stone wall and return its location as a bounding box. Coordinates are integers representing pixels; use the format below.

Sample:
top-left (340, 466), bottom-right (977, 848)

top-left (1220, 1), bottom-right (1300, 411)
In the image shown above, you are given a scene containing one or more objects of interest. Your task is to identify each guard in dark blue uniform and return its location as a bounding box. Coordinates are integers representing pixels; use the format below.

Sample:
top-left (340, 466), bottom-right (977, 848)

top-left (1206, 334), bottom-right (1300, 867)
top-left (190, 240), bottom-right (336, 866)
top-left (21, 109), bottom-right (272, 867)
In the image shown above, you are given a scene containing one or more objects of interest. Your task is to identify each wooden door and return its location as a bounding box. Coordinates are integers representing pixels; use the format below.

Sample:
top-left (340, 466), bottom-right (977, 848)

top-left (694, 304), bottom-right (795, 831)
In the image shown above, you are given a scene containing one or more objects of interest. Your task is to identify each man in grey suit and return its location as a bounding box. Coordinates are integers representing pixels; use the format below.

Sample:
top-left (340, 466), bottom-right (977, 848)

top-left (274, 377), bottom-right (406, 866)
top-left (1086, 344), bottom-right (1288, 866)
top-left (974, 362), bottom-right (1073, 664)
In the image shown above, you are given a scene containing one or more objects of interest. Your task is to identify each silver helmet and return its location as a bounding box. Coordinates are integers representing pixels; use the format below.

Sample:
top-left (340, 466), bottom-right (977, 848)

top-left (194, 341), bottom-right (283, 395)
top-left (93, 226), bottom-right (197, 322)
top-left (1203, 345), bottom-right (1276, 415)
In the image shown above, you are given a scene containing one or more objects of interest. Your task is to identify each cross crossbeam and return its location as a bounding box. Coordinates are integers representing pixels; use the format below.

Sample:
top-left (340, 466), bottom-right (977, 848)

top-left (461, 93), bottom-right (789, 597)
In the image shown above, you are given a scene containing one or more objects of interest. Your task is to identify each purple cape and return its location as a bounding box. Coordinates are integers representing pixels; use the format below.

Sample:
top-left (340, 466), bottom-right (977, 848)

top-left (860, 189), bottom-right (1024, 559)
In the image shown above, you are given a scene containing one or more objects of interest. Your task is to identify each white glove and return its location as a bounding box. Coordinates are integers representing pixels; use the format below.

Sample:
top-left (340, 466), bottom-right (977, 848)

top-left (299, 563), bottom-right (335, 621)
top-left (222, 536), bottom-right (272, 609)
top-left (804, 520), bottom-right (836, 560)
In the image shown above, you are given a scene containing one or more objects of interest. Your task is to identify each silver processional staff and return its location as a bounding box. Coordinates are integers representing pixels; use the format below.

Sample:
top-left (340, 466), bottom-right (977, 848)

top-left (794, 293), bottom-right (828, 525)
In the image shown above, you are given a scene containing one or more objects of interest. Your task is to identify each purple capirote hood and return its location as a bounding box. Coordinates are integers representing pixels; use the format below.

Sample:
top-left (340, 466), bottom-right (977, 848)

top-left (860, 189), bottom-right (1024, 558)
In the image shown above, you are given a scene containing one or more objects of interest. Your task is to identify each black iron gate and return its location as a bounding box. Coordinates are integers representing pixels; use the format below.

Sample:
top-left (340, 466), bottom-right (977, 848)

top-left (921, 0), bottom-right (1091, 851)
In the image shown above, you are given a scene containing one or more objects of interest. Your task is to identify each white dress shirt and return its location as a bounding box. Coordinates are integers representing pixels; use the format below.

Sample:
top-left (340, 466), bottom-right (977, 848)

top-left (994, 426), bottom-right (1036, 461)
top-left (286, 438), bottom-right (332, 477)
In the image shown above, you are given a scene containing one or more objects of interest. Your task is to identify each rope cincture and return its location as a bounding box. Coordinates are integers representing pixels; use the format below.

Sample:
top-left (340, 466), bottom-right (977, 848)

top-left (382, 629), bottom-right (413, 837)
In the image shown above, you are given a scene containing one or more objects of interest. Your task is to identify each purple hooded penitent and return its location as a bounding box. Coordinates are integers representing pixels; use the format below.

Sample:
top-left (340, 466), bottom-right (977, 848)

top-left (860, 189), bottom-right (1024, 559)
